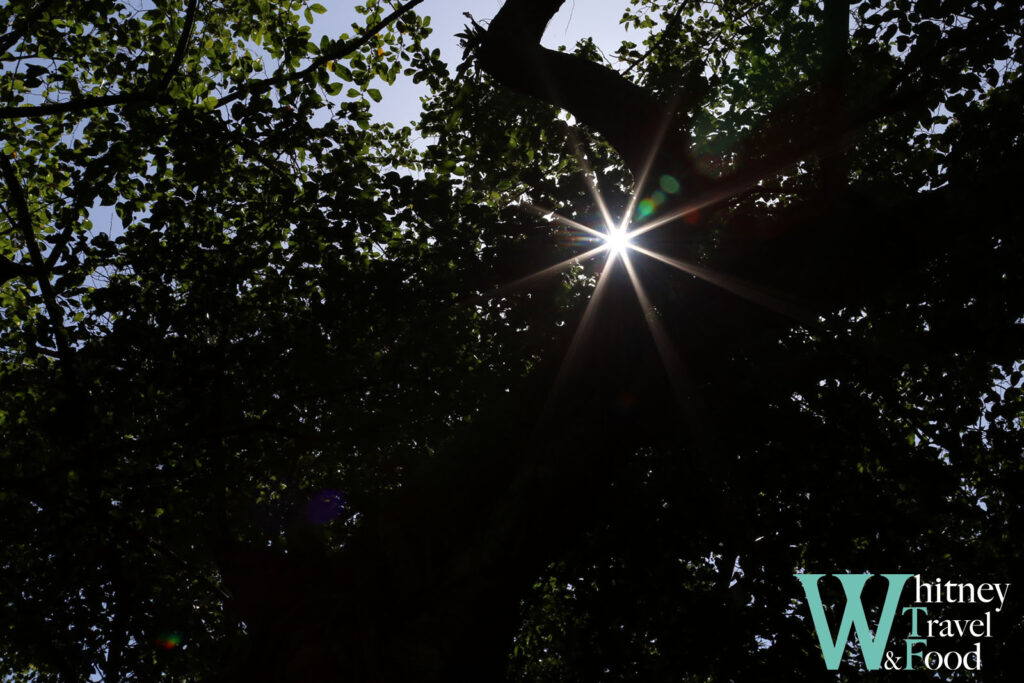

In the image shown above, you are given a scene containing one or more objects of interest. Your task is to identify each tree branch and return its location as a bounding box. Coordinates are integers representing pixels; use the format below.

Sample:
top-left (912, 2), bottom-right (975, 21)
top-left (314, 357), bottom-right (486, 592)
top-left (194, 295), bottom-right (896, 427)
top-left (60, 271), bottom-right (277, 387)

top-left (1, 0), bottom-right (421, 120)
top-left (472, 0), bottom-right (932, 225)
top-left (0, 252), bottom-right (32, 284)
top-left (155, 0), bottom-right (201, 92)
top-left (217, 0), bottom-right (427, 108)
top-left (0, 0), bottom-right (198, 120)
top-left (474, 0), bottom-right (703, 192)
top-left (0, 91), bottom-right (173, 120)
top-left (43, 218), bottom-right (74, 270)
top-left (0, 153), bottom-right (69, 358)
top-left (147, 537), bottom-right (233, 603)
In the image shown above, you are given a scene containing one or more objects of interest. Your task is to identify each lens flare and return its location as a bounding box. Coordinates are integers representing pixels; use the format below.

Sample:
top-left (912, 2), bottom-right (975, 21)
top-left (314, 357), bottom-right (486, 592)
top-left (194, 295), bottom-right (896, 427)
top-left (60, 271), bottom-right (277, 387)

top-left (483, 120), bottom-right (810, 417)
top-left (156, 631), bottom-right (183, 650)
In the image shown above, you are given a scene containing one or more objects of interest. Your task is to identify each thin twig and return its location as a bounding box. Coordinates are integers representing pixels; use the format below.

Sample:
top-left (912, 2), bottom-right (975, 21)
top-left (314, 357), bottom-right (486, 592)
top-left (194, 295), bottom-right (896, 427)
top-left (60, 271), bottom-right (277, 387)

top-left (147, 538), bottom-right (233, 603)
top-left (621, 4), bottom-right (685, 79)
top-left (155, 0), bottom-right (201, 92)
top-left (217, 0), bottom-right (427, 108)
top-left (0, 0), bottom-right (199, 119)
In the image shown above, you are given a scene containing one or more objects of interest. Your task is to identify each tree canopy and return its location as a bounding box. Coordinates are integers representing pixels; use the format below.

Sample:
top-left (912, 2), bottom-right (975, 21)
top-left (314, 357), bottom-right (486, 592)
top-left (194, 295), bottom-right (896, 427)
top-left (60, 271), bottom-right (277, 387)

top-left (1, 0), bottom-right (1023, 681)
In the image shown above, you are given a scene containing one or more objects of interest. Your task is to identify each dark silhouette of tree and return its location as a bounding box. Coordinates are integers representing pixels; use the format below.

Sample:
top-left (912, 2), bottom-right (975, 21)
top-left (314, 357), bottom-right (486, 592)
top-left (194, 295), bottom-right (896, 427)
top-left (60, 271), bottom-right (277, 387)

top-left (2, 1), bottom-right (1023, 681)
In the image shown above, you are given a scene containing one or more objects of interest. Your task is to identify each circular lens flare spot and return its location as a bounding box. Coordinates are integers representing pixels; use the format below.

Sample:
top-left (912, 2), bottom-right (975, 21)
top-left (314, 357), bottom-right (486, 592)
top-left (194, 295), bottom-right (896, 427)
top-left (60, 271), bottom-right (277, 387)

top-left (637, 199), bottom-right (655, 218)
top-left (659, 174), bottom-right (681, 194)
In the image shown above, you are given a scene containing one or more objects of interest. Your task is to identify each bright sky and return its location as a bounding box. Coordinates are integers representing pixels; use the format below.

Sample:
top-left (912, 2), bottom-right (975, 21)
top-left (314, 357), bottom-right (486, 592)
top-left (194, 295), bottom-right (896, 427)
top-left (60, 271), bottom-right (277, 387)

top-left (317, 0), bottom-right (639, 128)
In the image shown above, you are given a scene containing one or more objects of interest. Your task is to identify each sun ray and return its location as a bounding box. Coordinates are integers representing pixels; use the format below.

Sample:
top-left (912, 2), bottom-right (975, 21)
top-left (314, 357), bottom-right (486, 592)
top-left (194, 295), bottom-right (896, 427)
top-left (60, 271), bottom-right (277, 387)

top-left (472, 244), bottom-right (609, 303)
top-left (503, 123), bottom-right (821, 415)
top-left (524, 203), bottom-right (609, 241)
top-left (546, 249), bottom-right (618, 405)
top-left (620, 250), bottom-right (689, 406)
top-left (627, 173), bottom-right (773, 240)
top-left (629, 244), bottom-right (809, 323)
top-left (621, 101), bottom-right (679, 231)
top-left (567, 136), bottom-right (617, 234)
top-left (628, 196), bottom-right (712, 239)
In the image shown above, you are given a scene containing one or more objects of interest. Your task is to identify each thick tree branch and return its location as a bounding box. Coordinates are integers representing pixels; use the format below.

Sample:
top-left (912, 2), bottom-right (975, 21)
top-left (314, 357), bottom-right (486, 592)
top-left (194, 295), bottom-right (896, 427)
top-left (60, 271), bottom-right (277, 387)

top-left (0, 252), bottom-right (32, 284)
top-left (0, 153), bottom-right (68, 358)
top-left (0, 91), bottom-right (174, 120)
top-left (473, 0), bottom-right (932, 231)
top-left (218, 0), bottom-right (426, 108)
top-left (714, 77), bottom-right (925, 210)
top-left (475, 0), bottom-right (703, 191)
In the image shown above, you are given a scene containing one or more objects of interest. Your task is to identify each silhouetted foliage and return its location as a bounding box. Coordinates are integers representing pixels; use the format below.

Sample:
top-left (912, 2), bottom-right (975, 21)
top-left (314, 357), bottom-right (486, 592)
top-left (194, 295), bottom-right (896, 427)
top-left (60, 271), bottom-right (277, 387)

top-left (1, 0), bottom-right (1023, 681)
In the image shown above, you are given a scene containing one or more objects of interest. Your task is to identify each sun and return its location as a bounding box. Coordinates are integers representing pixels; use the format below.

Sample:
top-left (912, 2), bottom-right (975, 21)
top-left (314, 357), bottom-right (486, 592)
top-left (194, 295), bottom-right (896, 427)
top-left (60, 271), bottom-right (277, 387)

top-left (484, 129), bottom-right (810, 414)
top-left (603, 228), bottom-right (633, 257)
top-left (499, 161), bottom-right (804, 413)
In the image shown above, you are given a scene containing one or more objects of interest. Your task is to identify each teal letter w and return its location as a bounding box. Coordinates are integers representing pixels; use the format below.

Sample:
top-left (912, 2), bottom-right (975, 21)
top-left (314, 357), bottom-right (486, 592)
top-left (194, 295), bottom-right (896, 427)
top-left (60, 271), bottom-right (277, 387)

top-left (795, 573), bottom-right (912, 670)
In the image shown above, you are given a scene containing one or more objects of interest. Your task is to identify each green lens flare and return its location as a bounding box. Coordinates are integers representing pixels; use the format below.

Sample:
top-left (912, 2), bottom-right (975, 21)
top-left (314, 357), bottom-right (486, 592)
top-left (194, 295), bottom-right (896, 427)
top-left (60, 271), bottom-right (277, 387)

top-left (659, 174), bottom-right (680, 194)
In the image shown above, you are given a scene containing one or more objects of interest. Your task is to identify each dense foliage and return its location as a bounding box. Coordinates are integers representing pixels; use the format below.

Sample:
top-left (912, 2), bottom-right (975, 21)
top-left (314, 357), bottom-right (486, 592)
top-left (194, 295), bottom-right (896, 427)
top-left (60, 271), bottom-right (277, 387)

top-left (1, 0), bottom-right (1022, 681)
